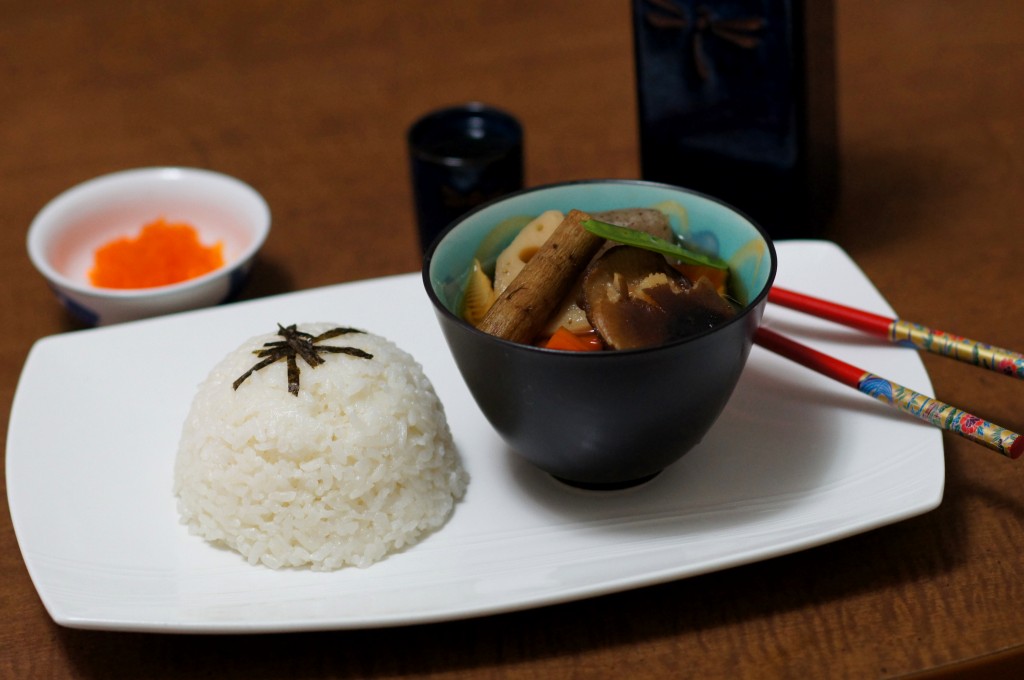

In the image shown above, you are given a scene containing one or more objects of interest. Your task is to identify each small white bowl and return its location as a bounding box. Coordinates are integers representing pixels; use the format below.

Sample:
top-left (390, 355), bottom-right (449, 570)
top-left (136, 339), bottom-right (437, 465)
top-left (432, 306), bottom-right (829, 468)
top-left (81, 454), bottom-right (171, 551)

top-left (27, 167), bottom-right (271, 325)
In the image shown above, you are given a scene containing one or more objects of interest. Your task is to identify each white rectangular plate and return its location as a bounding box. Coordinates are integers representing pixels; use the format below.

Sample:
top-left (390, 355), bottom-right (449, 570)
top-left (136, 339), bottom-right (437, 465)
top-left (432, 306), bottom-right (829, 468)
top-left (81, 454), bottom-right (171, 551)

top-left (6, 240), bottom-right (944, 633)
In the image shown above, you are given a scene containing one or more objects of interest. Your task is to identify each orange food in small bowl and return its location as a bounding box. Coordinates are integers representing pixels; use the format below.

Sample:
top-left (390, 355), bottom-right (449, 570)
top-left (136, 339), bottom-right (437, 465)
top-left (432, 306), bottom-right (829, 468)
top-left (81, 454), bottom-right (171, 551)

top-left (89, 218), bottom-right (225, 289)
top-left (28, 167), bottom-right (270, 325)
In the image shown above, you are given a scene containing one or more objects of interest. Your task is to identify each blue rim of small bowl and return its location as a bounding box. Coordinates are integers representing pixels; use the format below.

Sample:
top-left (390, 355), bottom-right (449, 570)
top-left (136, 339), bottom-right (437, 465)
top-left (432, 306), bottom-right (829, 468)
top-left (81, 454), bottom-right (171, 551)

top-left (26, 166), bottom-right (271, 301)
top-left (422, 178), bottom-right (779, 356)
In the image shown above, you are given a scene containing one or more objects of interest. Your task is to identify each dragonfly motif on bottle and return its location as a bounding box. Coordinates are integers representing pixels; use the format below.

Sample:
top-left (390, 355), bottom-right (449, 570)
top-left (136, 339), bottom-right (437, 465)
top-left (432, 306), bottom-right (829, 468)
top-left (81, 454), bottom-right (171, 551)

top-left (644, 0), bottom-right (766, 82)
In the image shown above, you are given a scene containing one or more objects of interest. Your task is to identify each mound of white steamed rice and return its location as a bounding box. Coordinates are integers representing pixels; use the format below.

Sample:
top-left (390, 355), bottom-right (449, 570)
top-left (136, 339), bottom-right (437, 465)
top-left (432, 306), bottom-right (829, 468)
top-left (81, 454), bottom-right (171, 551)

top-left (174, 323), bottom-right (467, 570)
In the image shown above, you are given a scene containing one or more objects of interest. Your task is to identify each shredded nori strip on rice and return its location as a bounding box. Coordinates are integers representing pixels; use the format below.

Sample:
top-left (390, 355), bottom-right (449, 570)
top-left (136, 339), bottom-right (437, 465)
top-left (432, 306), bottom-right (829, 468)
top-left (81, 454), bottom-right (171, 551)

top-left (233, 324), bottom-right (372, 396)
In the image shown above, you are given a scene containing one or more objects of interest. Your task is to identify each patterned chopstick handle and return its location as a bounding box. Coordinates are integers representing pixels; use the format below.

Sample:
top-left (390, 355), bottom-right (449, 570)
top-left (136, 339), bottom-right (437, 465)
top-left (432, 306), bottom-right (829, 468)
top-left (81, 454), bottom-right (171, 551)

top-left (857, 372), bottom-right (1024, 458)
top-left (755, 327), bottom-right (1024, 460)
top-left (890, 320), bottom-right (1024, 379)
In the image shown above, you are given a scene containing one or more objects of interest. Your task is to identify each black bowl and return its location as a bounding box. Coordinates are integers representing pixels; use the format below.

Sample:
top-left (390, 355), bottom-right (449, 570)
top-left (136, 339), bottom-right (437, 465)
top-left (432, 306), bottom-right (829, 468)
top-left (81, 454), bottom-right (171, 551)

top-left (423, 180), bottom-right (777, 488)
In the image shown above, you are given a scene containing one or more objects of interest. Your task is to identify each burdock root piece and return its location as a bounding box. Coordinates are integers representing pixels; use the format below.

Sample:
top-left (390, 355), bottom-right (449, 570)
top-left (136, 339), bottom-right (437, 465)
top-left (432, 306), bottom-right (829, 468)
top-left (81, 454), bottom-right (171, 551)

top-left (476, 209), bottom-right (604, 344)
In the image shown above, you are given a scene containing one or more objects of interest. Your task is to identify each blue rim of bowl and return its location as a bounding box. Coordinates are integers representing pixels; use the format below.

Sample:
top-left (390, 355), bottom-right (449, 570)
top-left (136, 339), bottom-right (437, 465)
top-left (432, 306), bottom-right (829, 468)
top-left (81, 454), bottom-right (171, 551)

top-left (421, 178), bottom-right (779, 356)
top-left (26, 166), bottom-right (271, 300)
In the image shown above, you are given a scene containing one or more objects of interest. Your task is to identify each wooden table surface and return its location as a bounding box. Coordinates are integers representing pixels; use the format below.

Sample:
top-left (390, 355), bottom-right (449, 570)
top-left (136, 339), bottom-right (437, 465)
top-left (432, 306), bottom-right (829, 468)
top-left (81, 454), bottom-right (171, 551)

top-left (3, 1), bottom-right (1024, 677)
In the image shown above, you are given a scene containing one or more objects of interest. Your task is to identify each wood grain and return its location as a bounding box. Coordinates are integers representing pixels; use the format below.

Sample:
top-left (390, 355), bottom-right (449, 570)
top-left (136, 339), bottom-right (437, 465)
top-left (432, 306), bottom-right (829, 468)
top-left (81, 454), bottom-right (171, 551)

top-left (3, 1), bottom-right (1024, 678)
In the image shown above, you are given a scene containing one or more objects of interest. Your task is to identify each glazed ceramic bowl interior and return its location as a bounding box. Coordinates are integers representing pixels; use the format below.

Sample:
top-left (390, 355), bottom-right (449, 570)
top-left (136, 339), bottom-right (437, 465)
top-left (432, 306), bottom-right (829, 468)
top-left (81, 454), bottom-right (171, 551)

top-left (27, 166), bottom-right (270, 325)
top-left (424, 180), bottom-right (777, 489)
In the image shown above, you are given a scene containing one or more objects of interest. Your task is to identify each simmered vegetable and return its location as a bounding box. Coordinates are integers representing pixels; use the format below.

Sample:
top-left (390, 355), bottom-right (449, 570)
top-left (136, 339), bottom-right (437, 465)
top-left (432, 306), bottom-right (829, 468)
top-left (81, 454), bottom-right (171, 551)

top-left (461, 258), bottom-right (497, 327)
top-left (462, 207), bottom-right (740, 351)
top-left (580, 247), bottom-right (737, 350)
top-left (491, 208), bottom-right (676, 336)
top-left (476, 210), bottom-right (604, 344)
top-left (543, 326), bottom-right (604, 351)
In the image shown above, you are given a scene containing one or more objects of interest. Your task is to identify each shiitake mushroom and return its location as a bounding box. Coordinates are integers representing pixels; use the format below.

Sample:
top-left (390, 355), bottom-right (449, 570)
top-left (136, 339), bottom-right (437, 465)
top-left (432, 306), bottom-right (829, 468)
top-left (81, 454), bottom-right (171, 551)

top-left (580, 246), bottom-right (737, 350)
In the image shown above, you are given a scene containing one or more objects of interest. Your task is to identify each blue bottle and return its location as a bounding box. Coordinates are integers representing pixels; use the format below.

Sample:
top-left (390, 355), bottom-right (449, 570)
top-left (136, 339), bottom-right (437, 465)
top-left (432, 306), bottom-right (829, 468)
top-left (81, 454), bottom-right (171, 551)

top-left (633, 0), bottom-right (837, 239)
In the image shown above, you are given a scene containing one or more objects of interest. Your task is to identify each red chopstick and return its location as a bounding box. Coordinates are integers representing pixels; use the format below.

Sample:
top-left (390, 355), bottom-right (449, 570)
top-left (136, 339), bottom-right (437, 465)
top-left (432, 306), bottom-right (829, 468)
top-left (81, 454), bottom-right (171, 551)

top-left (754, 327), bottom-right (1024, 459)
top-left (769, 287), bottom-right (1024, 379)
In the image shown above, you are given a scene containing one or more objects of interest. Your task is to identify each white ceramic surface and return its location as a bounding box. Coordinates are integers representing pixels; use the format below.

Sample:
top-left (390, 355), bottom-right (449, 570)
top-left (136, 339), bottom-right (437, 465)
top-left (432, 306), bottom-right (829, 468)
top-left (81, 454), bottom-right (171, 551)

top-left (27, 166), bottom-right (270, 325)
top-left (6, 241), bottom-right (944, 633)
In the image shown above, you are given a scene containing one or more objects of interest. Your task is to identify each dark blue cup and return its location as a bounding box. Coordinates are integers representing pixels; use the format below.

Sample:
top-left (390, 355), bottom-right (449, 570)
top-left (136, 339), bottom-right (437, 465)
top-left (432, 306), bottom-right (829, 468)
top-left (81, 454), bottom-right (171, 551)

top-left (408, 103), bottom-right (523, 253)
